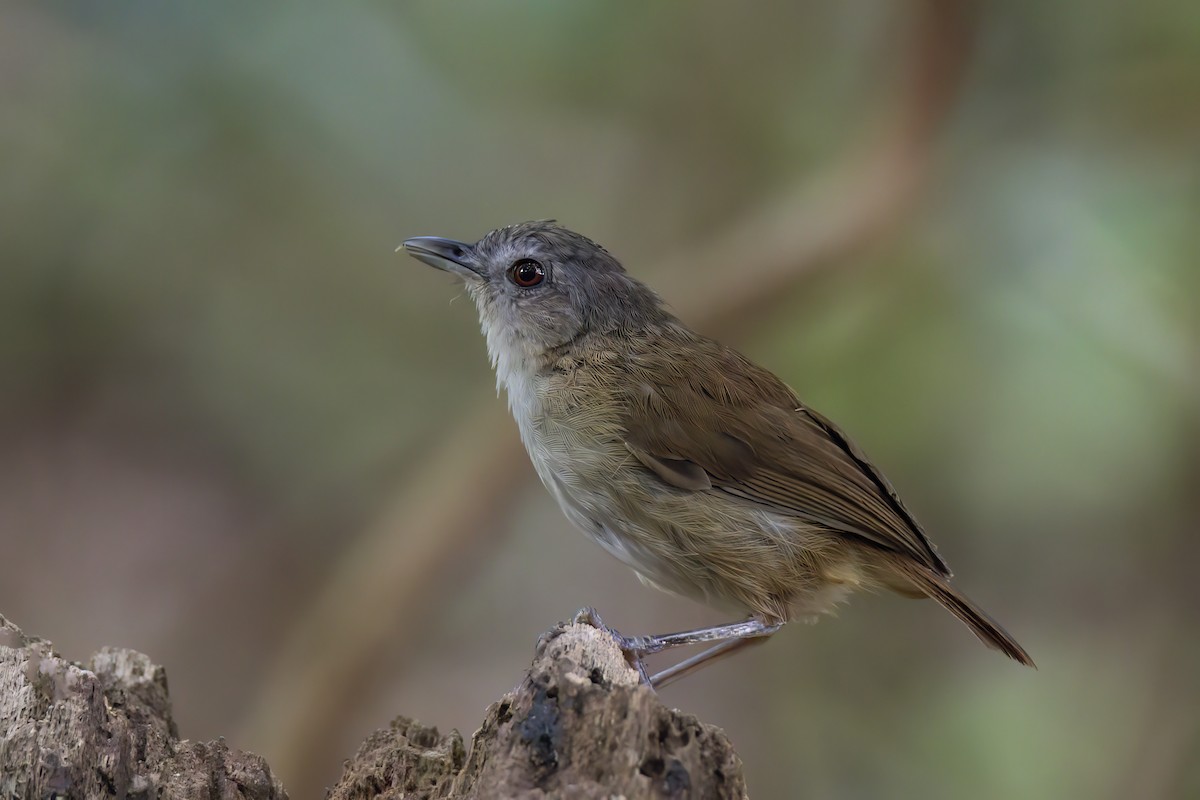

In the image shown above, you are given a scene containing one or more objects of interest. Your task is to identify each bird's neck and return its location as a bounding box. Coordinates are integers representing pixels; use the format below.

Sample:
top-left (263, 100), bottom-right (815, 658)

top-left (485, 325), bottom-right (626, 428)
top-left (483, 325), bottom-right (553, 426)
top-left (485, 320), bottom-right (681, 428)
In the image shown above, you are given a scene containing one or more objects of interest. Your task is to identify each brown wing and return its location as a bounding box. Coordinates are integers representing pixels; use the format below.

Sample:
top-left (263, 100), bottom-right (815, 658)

top-left (621, 335), bottom-right (951, 577)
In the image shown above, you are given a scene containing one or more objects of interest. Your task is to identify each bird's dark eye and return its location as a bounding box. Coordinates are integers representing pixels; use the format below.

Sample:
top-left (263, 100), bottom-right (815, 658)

top-left (509, 258), bottom-right (545, 288)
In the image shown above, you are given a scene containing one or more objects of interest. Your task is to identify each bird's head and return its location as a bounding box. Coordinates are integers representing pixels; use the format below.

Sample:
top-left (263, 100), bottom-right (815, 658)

top-left (403, 221), bottom-right (667, 374)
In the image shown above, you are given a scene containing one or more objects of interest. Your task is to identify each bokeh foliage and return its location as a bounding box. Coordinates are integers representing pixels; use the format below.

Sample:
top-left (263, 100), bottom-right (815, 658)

top-left (2, 2), bottom-right (1197, 798)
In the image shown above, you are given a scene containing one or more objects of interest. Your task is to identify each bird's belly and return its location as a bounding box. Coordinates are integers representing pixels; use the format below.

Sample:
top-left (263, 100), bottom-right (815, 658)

top-left (543, 464), bottom-right (720, 604)
top-left (523, 424), bottom-right (765, 608)
top-left (517, 403), bottom-right (858, 619)
top-left (523, 428), bottom-right (629, 553)
top-left (519, 414), bottom-right (686, 586)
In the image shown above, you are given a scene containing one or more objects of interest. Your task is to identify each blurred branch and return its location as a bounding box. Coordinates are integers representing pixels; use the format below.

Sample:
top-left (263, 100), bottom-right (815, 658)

top-left (241, 0), bottom-right (976, 789)
top-left (661, 0), bottom-right (975, 336)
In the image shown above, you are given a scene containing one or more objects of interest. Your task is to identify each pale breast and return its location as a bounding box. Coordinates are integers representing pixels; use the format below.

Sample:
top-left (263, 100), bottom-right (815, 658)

top-left (516, 370), bottom-right (626, 517)
top-left (507, 367), bottom-right (653, 563)
top-left (506, 361), bottom-right (858, 620)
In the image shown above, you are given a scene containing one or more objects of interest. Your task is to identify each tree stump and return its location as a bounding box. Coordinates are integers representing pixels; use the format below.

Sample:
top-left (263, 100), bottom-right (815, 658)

top-left (0, 614), bottom-right (285, 799)
top-left (329, 622), bottom-right (748, 799)
top-left (0, 615), bottom-right (748, 799)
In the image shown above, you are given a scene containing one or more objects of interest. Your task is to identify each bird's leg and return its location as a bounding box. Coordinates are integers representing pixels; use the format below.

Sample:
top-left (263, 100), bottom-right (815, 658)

top-left (573, 608), bottom-right (780, 686)
top-left (620, 617), bottom-right (782, 655)
top-left (649, 634), bottom-right (776, 689)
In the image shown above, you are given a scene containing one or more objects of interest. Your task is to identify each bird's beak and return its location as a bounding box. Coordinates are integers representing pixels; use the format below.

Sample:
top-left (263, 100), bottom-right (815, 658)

top-left (399, 236), bottom-right (483, 281)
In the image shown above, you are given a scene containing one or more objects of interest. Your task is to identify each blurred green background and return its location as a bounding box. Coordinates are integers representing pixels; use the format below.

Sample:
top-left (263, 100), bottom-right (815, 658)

top-left (3, 2), bottom-right (1198, 798)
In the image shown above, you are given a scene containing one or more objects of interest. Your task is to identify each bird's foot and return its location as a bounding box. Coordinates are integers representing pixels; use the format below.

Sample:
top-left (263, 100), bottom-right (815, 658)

top-left (571, 606), bottom-right (608, 631)
top-left (571, 606), bottom-right (654, 687)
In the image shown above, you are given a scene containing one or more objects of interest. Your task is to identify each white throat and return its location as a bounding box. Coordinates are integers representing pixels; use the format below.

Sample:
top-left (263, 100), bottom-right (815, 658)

top-left (482, 322), bottom-right (543, 435)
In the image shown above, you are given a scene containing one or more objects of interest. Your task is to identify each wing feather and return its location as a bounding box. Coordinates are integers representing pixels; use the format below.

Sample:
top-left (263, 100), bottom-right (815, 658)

top-left (621, 333), bottom-right (951, 576)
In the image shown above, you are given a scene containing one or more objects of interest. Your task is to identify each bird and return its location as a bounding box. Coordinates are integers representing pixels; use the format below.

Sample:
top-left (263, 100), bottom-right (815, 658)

top-left (402, 220), bottom-right (1034, 686)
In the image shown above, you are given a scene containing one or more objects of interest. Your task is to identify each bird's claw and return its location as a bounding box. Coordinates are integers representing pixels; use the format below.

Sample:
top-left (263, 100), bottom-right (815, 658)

top-left (572, 606), bottom-right (607, 630)
top-left (571, 606), bottom-right (654, 687)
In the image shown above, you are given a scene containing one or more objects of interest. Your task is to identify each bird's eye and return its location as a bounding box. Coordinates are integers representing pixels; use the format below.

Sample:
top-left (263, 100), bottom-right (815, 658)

top-left (509, 258), bottom-right (545, 288)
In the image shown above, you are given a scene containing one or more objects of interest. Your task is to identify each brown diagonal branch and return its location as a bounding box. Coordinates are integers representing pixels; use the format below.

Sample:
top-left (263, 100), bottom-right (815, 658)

top-left (241, 0), bottom-right (976, 791)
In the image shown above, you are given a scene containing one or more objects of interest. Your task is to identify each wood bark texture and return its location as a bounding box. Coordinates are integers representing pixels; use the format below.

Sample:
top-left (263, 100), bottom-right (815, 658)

top-left (329, 622), bottom-right (747, 799)
top-left (1, 615), bottom-right (747, 799)
top-left (0, 614), bottom-right (286, 800)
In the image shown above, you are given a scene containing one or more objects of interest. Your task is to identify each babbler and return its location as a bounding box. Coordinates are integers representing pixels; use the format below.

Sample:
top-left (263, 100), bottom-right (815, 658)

top-left (403, 221), bottom-right (1034, 686)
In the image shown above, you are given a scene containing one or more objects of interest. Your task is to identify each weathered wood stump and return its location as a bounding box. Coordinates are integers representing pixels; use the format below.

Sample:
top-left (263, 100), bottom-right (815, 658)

top-left (0, 615), bottom-right (747, 799)
top-left (0, 614), bottom-right (285, 799)
top-left (329, 623), bottom-right (748, 799)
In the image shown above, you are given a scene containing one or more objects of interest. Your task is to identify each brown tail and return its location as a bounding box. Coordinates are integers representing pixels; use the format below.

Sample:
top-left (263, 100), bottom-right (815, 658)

top-left (886, 557), bottom-right (1036, 668)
